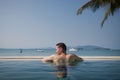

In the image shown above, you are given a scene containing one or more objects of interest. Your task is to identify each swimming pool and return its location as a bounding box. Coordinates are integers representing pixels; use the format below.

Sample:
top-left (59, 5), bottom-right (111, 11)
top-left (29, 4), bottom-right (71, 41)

top-left (0, 60), bottom-right (120, 80)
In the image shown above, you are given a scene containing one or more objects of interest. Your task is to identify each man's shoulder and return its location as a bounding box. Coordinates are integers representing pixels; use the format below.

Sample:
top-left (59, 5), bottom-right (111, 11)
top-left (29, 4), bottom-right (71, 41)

top-left (66, 54), bottom-right (76, 57)
top-left (66, 54), bottom-right (83, 61)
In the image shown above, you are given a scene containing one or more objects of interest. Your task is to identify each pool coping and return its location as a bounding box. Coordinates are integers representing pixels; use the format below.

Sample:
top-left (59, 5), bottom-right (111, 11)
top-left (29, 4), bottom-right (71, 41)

top-left (0, 56), bottom-right (120, 60)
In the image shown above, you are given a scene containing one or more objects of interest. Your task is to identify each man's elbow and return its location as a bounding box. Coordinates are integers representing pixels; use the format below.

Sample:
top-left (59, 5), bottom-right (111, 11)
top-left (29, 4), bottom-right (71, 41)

top-left (79, 57), bottom-right (83, 61)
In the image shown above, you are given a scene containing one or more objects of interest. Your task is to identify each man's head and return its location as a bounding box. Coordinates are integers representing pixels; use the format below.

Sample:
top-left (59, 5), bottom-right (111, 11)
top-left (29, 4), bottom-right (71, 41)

top-left (56, 42), bottom-right (67, 55)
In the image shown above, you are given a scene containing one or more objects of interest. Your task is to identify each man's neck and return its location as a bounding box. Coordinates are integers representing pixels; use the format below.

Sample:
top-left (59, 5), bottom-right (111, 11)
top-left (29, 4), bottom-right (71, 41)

top-left (60, 52), bottom-right (66, 56)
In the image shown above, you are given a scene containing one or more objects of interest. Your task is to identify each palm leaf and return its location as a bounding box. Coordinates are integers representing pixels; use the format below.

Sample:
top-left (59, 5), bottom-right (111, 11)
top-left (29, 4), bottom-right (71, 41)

top-left (77, 1), bottom-right (93, 15)
top-left (77, 0), bottom-right (120, 27)
top-left (101, 7), bottom-right (111, 27)
top-left (101, 0), bottom-right (120, 27)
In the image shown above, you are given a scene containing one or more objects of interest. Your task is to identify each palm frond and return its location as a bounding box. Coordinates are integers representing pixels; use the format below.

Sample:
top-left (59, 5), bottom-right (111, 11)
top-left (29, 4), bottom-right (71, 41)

top-left (77, 1), bottom-right (93, 15)
top-left (101, 0), bottom-right (120, 27)
top-left (77, 0), bottom-right (120, 27)
top-left (101, 8), bottom-right (111, 27)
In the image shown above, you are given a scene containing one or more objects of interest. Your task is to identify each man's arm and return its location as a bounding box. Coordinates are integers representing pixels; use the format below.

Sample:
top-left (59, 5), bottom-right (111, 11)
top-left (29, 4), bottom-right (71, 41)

top-left (72, 54), bottom-right (83, 61)
top-left (41, 55), bottom-right (55, 62)
top-left (66, 54), bottom-right (83, 65)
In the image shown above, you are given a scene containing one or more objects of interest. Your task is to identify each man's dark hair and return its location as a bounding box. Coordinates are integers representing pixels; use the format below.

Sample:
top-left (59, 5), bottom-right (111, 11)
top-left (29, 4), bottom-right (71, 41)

top-left (56, 42), bottom-right (67, 53)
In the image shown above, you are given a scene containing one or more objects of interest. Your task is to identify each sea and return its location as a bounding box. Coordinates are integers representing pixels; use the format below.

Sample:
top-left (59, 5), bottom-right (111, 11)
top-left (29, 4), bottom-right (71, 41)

top-left (0, 48), bottom-right (120, 80)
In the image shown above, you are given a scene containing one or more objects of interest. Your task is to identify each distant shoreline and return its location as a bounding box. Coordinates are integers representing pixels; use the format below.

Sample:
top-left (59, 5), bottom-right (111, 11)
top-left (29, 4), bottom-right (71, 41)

top-left (0, 56), bottom-right (120, 60)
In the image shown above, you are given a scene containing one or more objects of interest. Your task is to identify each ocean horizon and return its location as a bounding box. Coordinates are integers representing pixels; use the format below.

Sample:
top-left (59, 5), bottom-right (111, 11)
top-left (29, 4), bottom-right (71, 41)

top-left (0, 47), bottom-right (120, 56)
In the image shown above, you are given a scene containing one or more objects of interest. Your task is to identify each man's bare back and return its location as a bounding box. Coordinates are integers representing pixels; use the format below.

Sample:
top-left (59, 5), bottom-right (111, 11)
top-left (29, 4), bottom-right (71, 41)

top-left (42, 54), bottom-right (83, 65)
top-left (42, 43), bottom-right (83, 65)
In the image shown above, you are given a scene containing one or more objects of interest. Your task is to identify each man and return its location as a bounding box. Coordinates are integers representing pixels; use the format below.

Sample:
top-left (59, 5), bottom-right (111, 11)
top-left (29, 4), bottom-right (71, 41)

top-left (42, 42), bottom-right (83, 65)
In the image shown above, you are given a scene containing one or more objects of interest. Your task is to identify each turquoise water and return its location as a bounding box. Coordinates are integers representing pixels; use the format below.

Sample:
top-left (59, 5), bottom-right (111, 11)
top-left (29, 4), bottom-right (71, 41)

top-left (0, 60), bottom-right (120, 80)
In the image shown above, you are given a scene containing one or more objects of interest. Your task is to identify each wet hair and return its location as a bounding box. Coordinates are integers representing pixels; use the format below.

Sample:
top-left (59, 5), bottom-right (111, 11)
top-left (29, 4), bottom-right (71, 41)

top-left (56, 42), bottom-right (67, 53)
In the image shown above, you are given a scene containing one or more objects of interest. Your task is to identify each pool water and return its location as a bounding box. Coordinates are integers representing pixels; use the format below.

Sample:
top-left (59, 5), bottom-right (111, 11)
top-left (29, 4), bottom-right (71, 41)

top-left (0, 60), bottom-right (120, 80)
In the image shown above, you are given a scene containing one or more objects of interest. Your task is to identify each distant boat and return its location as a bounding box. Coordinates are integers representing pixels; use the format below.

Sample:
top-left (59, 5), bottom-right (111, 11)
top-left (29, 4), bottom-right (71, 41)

top-left (69, 48), bottom-right (77, 52)
top-left (37, 49), bottom-right (44, 52)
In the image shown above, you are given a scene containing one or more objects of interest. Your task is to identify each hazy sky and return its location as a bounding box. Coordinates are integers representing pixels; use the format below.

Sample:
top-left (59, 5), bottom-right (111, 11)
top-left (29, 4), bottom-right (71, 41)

top-left (0, 0), bottom-right (120, 49)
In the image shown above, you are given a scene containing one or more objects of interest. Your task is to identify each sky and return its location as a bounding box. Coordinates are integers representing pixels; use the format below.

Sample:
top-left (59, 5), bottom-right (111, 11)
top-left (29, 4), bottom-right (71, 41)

top-left (0, 0), bottom-right (120, 49)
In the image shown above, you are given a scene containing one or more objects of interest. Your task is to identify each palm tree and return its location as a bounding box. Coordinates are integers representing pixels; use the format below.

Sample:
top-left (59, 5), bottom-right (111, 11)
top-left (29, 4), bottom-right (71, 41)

top-left (77, 0), bottom-right (120, 27)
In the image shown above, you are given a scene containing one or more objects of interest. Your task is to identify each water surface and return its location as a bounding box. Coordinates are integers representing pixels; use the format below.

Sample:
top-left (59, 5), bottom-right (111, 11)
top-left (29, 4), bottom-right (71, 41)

top-left (0, 60), bottom-right (120, 80)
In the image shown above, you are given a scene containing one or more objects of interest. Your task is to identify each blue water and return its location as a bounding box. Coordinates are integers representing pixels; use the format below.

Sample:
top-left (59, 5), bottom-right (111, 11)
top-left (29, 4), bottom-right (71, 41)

top-left (0, 48), bottom-right (120, 56)
top-left (0, 60), bottom-right (120, 80)
top-left (0, 49), bottom-right (120, 80)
